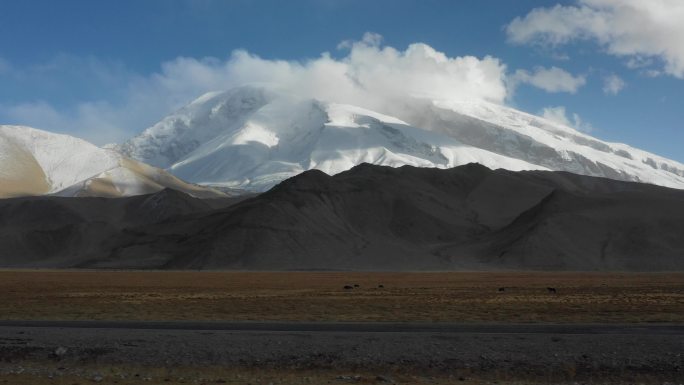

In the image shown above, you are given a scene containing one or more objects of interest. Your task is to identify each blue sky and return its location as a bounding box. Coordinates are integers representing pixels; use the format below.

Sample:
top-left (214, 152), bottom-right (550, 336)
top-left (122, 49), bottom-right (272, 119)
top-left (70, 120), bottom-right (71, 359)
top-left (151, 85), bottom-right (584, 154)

top-left (0, 0), bottom-right (682, 162)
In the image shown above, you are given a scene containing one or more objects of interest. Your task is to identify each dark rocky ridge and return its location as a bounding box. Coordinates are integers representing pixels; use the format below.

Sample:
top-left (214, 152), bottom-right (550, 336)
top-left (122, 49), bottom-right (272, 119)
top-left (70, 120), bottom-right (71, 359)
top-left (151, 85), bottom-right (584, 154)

top-left (1, 163), bottom-right (683, 270)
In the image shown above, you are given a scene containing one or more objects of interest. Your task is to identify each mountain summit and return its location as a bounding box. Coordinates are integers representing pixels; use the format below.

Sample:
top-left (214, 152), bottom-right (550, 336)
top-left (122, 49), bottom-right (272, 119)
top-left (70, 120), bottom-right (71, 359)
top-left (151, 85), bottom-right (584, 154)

top-left (120, 86), bottom-right (684, 191)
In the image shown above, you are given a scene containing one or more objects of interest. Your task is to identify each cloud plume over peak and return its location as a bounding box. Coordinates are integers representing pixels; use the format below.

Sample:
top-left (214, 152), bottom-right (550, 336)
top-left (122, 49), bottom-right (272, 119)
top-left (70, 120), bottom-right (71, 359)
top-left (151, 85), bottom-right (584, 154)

top-left (152, 32), bottom-right (510, 108)
top-left (1, 34), bottom-right (511, 145)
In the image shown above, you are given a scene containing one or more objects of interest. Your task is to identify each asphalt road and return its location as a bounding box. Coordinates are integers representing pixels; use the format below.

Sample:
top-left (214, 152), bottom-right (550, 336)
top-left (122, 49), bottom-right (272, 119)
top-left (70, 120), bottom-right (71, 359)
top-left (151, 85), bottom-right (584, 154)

top-left (1, 320), bottom-right (683, 335)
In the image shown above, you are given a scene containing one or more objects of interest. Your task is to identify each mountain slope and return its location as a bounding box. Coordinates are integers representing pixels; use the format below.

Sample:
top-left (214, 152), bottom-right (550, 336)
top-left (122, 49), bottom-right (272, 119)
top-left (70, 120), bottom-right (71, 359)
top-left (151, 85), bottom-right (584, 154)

top-left (1, 164), bottom-right (682, 270)
top-left (0, 125), bottom-right (226, 198)
top-left (108, 164), bottom-right (681, 271)
top-left (0, 189), bottom-right (243, 267)
top-left (120, 86), bottom-right (684, 191)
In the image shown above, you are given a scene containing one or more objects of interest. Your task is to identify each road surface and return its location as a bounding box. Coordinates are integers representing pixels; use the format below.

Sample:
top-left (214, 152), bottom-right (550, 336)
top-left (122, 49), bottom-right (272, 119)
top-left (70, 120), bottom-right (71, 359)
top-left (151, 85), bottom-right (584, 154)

top-left (0, 321), bottom-right (682, 381)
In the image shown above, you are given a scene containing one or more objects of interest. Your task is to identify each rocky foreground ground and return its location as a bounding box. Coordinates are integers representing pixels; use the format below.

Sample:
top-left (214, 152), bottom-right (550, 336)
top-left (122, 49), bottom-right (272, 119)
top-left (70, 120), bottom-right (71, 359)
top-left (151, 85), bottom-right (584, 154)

top-left (0, 324), bottom-right (682, 384)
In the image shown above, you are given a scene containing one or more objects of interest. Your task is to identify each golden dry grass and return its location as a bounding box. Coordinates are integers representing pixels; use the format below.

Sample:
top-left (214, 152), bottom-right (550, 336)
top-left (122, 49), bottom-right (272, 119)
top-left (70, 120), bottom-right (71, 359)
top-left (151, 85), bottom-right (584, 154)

top-left (0, 270), bottom-right (683, 323)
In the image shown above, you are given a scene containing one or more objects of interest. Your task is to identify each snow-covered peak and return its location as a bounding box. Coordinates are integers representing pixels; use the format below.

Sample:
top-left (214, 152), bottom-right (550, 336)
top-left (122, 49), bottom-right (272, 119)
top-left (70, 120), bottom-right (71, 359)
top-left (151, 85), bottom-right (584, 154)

top-left (119, 86), bottom-right (274, 168)
top-left (0, 125), bottom-right (225, 198)
top-left (119, 85), bottom-right (684, 191)
top-left (1, 125), bottom-right (121, 193)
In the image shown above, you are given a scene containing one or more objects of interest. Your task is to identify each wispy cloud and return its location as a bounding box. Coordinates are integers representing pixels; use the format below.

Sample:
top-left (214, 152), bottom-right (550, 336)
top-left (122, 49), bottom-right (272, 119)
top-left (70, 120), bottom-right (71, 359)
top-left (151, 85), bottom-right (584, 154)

top-left (540, 105), bottom-right (593, 132)
top-left (602, 73), bottom-right (626, 95)
top-left (0, 57), bottom-right (11, 74)
top-left (0, 100), bottom-right (139, 145)
top-left (510, 66), bottom-right (586, 94)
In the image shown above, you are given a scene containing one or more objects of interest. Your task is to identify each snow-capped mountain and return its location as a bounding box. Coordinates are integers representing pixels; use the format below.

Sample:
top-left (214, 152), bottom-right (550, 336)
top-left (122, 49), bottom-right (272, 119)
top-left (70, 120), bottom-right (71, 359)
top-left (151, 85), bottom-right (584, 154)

top-left (120, 86), bottom-right (684, 191)
top-left (0, 125), bottom-right (225, 198)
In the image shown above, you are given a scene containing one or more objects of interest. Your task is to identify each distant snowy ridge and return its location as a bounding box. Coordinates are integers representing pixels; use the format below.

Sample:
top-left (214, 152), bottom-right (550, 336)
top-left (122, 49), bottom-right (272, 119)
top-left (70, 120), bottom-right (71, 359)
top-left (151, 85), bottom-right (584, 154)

top-left (406, 99), bottom-right (684, 189)
top-left (0, 125), bottom-right (226, 198)
top-left (119, 86), bottom-right (684, 191)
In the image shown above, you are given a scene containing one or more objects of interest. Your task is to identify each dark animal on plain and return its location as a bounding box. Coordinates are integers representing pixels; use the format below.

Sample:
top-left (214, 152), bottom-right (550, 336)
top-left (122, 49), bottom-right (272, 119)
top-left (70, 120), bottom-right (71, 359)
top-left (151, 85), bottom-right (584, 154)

top-left (344, 285), bottom-right (353, 290)
top-left (354, 284), bottom-right (360, 288)
top-left (378, 284), bottom-right (384, 288)
top-left (498, 287), bottom-right (505, 292)
top-left (547, 287), bottom-right (557, 293)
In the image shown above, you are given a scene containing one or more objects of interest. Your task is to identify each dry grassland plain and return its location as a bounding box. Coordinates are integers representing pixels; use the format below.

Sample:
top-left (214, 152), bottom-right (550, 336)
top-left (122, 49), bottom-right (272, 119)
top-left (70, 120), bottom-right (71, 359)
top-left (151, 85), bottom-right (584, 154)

top-left (0, 270), bottom-right (683, 323)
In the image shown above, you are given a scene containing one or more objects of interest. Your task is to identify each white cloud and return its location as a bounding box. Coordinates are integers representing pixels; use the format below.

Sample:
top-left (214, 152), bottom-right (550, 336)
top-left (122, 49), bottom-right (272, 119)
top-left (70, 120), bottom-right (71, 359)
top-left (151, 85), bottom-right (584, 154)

top-left (511, 66), bottom-right (586, 93)
top-left (0, 34), bottom-right (510, 145)
top-left (602, 74), bottom-right (626, 95)
top-left (540, 106), bottom-right (593, 132)
top-left (506, 0), bottom-right (684, 78)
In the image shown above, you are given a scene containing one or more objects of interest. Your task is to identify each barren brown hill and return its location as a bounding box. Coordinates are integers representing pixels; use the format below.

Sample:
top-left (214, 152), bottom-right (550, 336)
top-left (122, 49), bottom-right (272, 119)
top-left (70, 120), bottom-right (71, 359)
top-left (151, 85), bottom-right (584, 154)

top-left (0, 163), bottom-right (683, 270)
